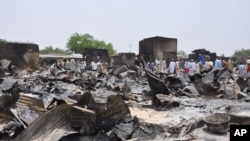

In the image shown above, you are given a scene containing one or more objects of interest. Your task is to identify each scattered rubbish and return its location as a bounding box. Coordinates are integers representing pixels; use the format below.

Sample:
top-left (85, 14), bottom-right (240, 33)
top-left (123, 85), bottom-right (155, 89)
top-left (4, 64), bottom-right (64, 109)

top-left (0, 54), bottom-right (250, 141)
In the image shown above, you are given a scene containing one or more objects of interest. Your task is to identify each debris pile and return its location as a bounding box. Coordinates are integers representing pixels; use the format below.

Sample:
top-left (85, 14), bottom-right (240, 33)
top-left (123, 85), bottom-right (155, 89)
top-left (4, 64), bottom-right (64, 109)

top-left (1, 59), bottom-right (250, 140)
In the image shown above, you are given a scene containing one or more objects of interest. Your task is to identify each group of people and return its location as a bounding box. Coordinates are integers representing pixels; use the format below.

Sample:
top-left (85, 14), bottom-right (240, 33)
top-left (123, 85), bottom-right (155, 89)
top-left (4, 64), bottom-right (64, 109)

top-left (53, 55), bottom-right (250, 78)
top-left (183, 59), bottom-right (201, 75)
top-left (146, 58), bottom-right (181, 76)
top-left (52, 58), bottom-right (105, 76)
top-left (145, 53), bottom-right (250, 78)
top-left (57, 59), bottom-right (86, 72)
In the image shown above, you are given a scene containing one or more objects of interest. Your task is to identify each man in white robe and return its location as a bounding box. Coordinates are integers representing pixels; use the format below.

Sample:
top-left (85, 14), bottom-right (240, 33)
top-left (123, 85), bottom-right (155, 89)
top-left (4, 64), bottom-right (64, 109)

top-left (168, 59), bottom-right (176, 75)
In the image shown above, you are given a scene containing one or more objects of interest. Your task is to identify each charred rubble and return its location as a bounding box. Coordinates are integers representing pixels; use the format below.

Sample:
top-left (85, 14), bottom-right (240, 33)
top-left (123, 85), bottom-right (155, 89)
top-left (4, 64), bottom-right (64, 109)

top-left (1, 58), bottom-right (250, 141)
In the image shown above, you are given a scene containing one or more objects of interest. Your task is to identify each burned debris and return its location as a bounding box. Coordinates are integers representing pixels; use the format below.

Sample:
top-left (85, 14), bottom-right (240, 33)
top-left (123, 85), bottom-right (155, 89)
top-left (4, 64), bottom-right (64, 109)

top-left (0, 42), bottom-right (39, 69)
top-left (1, 38), bottom-right (250, 141)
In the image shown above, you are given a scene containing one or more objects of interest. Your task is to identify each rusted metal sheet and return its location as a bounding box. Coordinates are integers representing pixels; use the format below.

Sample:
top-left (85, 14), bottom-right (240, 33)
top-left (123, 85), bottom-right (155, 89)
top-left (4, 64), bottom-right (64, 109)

top-left (14, 104), bottom-right (96, 141)
top-left (11, 93), bottom-right (45, 125)
top-left (2, 47), bottom-right (250, 141)
top-left (95, 95), bottom-right (132, 130)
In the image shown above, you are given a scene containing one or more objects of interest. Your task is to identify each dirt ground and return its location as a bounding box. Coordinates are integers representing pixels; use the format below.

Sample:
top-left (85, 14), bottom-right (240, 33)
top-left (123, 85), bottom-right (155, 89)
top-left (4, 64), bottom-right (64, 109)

top-left (129, 96), bottom-right (250, 141)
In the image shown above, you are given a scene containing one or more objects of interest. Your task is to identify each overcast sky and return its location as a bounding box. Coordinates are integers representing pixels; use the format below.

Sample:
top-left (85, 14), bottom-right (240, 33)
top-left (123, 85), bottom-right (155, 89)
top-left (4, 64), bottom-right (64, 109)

top-left (0, 0), bottom-right (249, 56)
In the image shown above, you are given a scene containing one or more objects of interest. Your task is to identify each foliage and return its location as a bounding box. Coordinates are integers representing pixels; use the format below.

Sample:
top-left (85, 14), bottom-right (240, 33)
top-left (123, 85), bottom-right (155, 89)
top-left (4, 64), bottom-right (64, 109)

top-left (40, 46), bottom-right (67, 54)
top-left (0, 39), bottom-right (7, 43)
top-left (177, 50), bottom-right (187, 57)
top-left (233, 48), bottom-right (250, 57)
top-left (66, 33), bottom-right (116, 55)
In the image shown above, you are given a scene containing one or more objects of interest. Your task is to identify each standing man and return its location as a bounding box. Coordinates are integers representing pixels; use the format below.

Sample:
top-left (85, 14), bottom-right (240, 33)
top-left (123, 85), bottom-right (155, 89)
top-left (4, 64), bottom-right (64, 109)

top-left (161, 59), bottom-right (167, 73)
top-left (226, 58), bottom-right (233, 72)
top-left (238, 62), bottom-right (246, 77)
top-left (168, 58), bottom-right (176, 75)
top-left (195, 61), bottom-right (200, 74)
top-left (75, 60), bottom-right (81, 76)
top-left (214, 57), bottom-right (222, 69)
top-left (175, 59), bottom-right (180, 76)
top-left (189, 59), bottom-right (196, 75)
top-left (155, 58), bottom-right (160, 71)
top-left (198, 53), bottom-right (204, 71)
top-left (184, 59), bottom-right (190, 74)
top-left (70, 58), bottom-right (76, 71)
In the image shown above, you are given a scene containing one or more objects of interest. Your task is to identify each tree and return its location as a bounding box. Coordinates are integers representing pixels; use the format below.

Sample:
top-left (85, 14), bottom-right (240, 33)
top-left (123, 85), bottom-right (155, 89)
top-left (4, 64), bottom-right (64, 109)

top-left (177, 50), bottom-right (187, 58)
top-left (0, 39), bottom-right (7, 43)
top-left (66, 33), bottom-right (116, 55)
top-left (233, 48), bottom-right (250, 57)
top-left (40, 46), bottom-right (67, 54)
top-left (232, 48), bottom-right (250, 62)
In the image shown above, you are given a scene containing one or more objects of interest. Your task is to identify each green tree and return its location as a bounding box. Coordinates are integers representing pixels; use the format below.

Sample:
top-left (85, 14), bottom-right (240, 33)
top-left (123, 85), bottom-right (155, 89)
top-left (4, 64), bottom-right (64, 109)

top-left (40, 46), bottom-right (67, 54)
top-left (233, 48), bottom-right (250, 57)
top-left (177, 50), bottom-right (187, 57)
top-left (232, 48), bottom-right (250, 62)
top-left (66, 33), bottom-right (116, 55)
top-left (0, 39), bottom-right (7, 43)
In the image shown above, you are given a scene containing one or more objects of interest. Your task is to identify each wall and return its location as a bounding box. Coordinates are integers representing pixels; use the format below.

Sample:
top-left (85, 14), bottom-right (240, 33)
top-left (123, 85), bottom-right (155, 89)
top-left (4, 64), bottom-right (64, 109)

top-left (139, 36), bottom-right (177, 64)
top-left (82, 48), bottom-right (111, 66)
top-left (111, 53), bottom-right (136, 68)
top-left (0, 42), bottom-right (39, 69)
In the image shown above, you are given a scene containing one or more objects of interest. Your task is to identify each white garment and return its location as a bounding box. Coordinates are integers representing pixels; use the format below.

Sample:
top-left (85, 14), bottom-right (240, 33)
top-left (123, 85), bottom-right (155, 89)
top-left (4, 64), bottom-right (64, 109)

top-left (155, 59), bottom-right (160, 71)
top-left (184, 61), bottom-right (190, 69)
top-left (161, 60), bottom-right (166, 73)
top-left (247, 59), bottom-right (250, 64)
top-left (75, 61), bottom-right (80, 72)
top-left (82, 61), bottom-right (86, 69)
top-left (208, 61), bottom-right (213, 67)
top-left (189, 61), bottom-right (196, 75)
top-left (90, 61), bottom-right (97, 71)
top-left (70, 59), bottom-right (75, 71)
top-left (168, 61), bottom-right (176, 74)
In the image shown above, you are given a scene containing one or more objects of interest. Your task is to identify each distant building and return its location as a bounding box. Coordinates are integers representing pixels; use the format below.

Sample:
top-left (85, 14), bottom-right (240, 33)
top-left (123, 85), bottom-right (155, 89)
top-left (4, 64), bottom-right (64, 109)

top-left (0, 42), bottom-right (39, 69)
top-left (82, 48), bottom-right (111, 66)
top-left (139, 36), bottom-right (177, 65)
top-left (189, 48), bottom-right (217, 63)
top-left (111, 53), bottom-right (136, 68)
top-left (39, 54), bottom-right (82, 67)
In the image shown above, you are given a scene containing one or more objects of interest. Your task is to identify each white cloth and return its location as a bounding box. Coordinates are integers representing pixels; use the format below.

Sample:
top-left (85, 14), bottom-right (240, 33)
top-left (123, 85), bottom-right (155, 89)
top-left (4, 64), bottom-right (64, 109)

top-left (161, 60), bottom-right (166, 72)
top-left (189, 62), bottom-right (196, 75)
top-left (155, 59), bottom-right (160, 71)
top-left (195, 62), bottom-right (200, 74)
top-left (90, 61), bottom-right (97, 71)
top-left (82, 61), bottom-right (86, 69)
top-left (168, 61), bottom-right (176, 74)
top-left (75, 61), bottom-right (80, 72)
top-left (70, 59), bottom-right (75, 71)
top-left (247, 59), bottom-right (250, 64)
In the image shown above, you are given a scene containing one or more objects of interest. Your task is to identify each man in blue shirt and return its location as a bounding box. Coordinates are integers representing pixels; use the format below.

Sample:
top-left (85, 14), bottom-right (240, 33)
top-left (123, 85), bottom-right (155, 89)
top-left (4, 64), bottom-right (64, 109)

top-left (198, 53), bottom-right (204, 70)
top-left (214, 58), bottom-right (222, 69)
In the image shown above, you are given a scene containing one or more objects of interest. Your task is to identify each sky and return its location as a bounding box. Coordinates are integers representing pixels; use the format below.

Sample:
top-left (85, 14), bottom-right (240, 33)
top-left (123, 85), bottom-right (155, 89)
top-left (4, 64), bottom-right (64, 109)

top-left (0, 0), bottom-right (250, 56)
